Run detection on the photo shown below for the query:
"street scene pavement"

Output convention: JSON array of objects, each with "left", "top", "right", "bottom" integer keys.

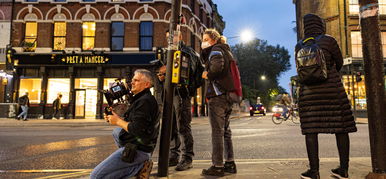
[{"left": 0, "top": 112, "right": 371, "bottom": 178}]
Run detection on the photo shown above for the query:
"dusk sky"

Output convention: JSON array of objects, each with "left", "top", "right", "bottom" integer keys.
[{"left": 212, "top": 0, "right": 297, "bottom": 92}]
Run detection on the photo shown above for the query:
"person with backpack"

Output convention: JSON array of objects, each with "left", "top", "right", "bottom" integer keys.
[
  {"left": 164, "top": 30, "right": 204, "bottom": 171},
  {"left": 200, "top": 28, "right": 237, "bottom": 177},
  {"left": 17, "top": 92, "right": 30, "bottom": 121},
  {"left": 295, "top": 14, "right": 357, "bottom": 179},
  {"left": 52, "top": 93, "right": 63, "bottom": 120}
]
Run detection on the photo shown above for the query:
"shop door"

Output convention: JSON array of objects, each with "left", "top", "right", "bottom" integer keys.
[{"left": 75, "top": 89, "right": 86, "bottom": 118}]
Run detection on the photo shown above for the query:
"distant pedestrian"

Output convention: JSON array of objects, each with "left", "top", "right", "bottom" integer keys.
[
  {"left": 200, "top": 28, "right": 237, "bottom": 177},
  {"left": 296, "top": 14, "right": 357, "bottom": 179},
  {"left": 52, "top": 94, "right": 63, "bottom": 120},
  {"left": 17, "top": 92, "right": 30, "bottom": 121}
]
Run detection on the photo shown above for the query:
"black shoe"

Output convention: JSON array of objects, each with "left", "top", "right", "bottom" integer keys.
[
  {"left": 15, "top": 117, "right": 20, "bottom": 120},
  {"left": 224, "top": 161, "right": 237, "bottom": 173},
  {"left": 23, "top": 119, "right": 28, "bottom": 121},
  {"left": 202, "top": 166, "right": 224, "bottom": 177},
  {"left": 175, "top": 159, "right": 193, "bottom": 171},
  {"left": 300, "top": 169, "right": 320, "bottom": 179},
  {"left": 168, "top": 157, "right": 179, "bottom": 167},
  {"left": 331, "top": 167, "right": 348, "bottom": 179}
]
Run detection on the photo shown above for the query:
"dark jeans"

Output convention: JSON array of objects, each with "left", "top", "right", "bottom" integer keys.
[
  {"left": 208, "top": 95, "right": 234, "bottom": 166},
  {"left": 305, "top": 133, "right": 350, "bottom": 171},
  {"left": 170, "top": 94, "right": 194, "bottom": 160},
  {"left": 52, "top": 109, "right": 61, "bottom": 119}
]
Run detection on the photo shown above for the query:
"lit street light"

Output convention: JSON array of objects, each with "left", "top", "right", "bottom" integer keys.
[
  {"left": 261, "top": 75, "right": 266, "bottom": 80},
  {"left": 228, "top": 29, "right": 254, "bottom": 43}
]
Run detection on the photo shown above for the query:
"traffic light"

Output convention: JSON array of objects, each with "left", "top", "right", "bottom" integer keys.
[{"left": 355, "top": 72, "right": 362, "bottom": 82}]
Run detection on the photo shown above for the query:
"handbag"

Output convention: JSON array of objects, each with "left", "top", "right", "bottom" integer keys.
[{"left": 121, "top": 143, "right": 137, "bottom": 163}]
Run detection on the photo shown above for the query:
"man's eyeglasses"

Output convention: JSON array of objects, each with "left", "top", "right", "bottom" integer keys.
[{"left": 157, "top": 73, "right": 166, "bottom": 77}]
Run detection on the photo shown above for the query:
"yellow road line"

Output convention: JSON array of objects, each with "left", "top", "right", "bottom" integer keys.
[{"left": 35, "top": 171, "right": 89, "bottom": 179}]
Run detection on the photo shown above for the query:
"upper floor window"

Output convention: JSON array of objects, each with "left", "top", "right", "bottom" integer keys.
[
  {"left": 190, "top": 32, "right": 195, "bottom": 49},
  {"left": 351, "top": 31, "right": 362, "bottom": 57},
  {"left": 53, "top": 22, "right": 66, "bottom": 51},
  {"left": 139, "top": 0, "right": 153, "bottom": 2},
  {"left": 24, "top": 22, "right": 37, "bottom": 51},
  {"left": 139, "top": 21, "right": 153, "bottom": 51},
  {"left": 82, "top": 22, "right": 95, "bottom": 51},
  {"left": 191, "top": 0, "right": 196, "bottom": 13},
  {"left": 111, "top": 22, "right": 124, "bottom": 51},
  {"left": 54, "top": 0, "right": 66, "bottom": 2},
  {"left": 349, "top": 0, "right": 359, "bottom": 14},
  {"left": 350, "top": 0, "right": 386, "bottom": 14},
  {"left": 83, "top": 0, "right": 95, "bottom": 2},
  {"left": 26, "top": 0, "right": 38, "bottom": 2}
]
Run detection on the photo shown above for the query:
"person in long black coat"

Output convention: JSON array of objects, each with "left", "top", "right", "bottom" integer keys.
[{"left": 295, "top": 14, "right": 357, "bottom": 179}]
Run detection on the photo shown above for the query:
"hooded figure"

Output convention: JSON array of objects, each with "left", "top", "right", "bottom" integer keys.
[{"left": 295, "top": 14, "right": 357, "bottom": 179}]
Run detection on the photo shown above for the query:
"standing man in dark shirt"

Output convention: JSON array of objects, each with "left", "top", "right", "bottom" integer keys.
[
  {"left": 52, "top": 93, "right": 63, "bottom": 120},
  {"left": 91, "top": 69, "right": 159, "bottom": 179},
  {"left": 164, "top": 30, "right": 203, "bottom": 171}
]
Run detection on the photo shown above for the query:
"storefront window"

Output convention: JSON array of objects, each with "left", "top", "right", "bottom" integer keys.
[
  {"left": 351, "top": 31, "right": 362, "bottom": 58},
  {"left": 342, "top": 75, "right": 367, "bottom": 110},
  {"left": 380, "top": 0, "right": 386, "bottom": 14},
  {"left": 19, "top": 78, "right": 41, "bottom": 103},
  {"left": 47, "top": 78, "right": 70, "bottom": 104},
  {"left": 82, "top": 22, "right": 95, "bottom": 51},
  {"left": 53, "top": 22, "right": 66, "bottom": 51},
  {"left": 24, "top": 22, "right": 37, "bottom": 50}
]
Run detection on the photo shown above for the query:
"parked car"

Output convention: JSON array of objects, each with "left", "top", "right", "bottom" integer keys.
[{"left": 249, "top": 103, "right": 266, "bottom": 116}]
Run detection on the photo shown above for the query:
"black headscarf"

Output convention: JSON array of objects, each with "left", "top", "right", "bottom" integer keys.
[{"left": 303, "top": 13, "right": 326, "bottom": 38}]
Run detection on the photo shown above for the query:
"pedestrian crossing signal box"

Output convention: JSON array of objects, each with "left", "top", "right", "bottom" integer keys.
[{"left": 172, "top": 51, "right": 189, "bottom": 85}]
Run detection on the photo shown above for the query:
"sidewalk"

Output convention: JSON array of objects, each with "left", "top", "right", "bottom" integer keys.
[{"left": 147, "top": 157, "right": 371, "bottom": 179}]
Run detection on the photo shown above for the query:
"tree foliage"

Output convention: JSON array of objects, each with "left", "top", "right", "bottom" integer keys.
[{"left": 231, "top": 39, "right": 291, "bottom": 106}]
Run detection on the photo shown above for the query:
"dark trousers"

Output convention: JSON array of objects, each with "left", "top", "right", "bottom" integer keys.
[
  {"left": 305, "top": 133, "right": 350, "bottom": 171},
  {"left": 53, "top": 109, "right": 61, "bottom": 119},
  {"left": 208, "top": 95, "right": 234, "bottom": 166},
  {"left": 170, "top": 95, "right": 194, "bottom": 161}
]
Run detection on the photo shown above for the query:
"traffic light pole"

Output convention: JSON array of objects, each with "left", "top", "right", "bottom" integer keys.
[
  {"left": 157, "top": 0, "right": 182, "bottom": 177},
  {"left": 358, "top": 0, "right": 386, "bottom": 178}
]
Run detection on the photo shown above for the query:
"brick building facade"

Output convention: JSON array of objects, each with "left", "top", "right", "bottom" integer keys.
[{"left": 6, "top": 0, "right": 224, "bottom": 119}]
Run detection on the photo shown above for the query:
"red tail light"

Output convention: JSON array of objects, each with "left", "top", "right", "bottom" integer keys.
[{"left": 261, "top": 107, "right": 265, "bottom": 109}]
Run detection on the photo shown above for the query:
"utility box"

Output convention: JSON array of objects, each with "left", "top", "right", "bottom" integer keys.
[{"left": 0, "top": 103, "right": 17, "bottom": 118}]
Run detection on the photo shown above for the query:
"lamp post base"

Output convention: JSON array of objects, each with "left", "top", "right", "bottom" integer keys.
[{"left": 366, "top": 172, "right": 386, "bottom": 179}]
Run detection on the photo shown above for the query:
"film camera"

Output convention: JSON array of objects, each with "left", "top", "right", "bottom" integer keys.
[{"left": 102, "top": 79, "right": 133, "bottom": 118}]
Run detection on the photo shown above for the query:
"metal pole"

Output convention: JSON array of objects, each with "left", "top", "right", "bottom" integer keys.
[
  {"left": 351, "top": 73, "right": 357, "bottom": 121},
  {"left": 358, "top": 0, "right": 386, "bottom": 178},
  {"left": 157, "top": 0, "right": 182, "bottom": 177}
]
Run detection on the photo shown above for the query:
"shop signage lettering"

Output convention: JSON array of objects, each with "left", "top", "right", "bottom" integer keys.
[{"left": 61, "top": 56, "right": 110, "bottom": 64}]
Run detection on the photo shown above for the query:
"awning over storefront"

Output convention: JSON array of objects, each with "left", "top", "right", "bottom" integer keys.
[{"left": 12, "top": 53, "right": 156, "bottom": 65}]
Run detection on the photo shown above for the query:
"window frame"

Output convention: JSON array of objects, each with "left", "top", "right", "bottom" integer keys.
[
  {"left": 24, "top": 21, "right": 37, "bottom": 50},
  {"left": 139, "top": 21, "right": 153, "bottom": 51},
  {"left": 82, "top": 21, "right": 96, "bottom": 51},
  {"left": 53, "top": 21, "right": 66, "bottom": 51},
  {"left": 110, "top": 21, "right": 125, "bottom": 51}
]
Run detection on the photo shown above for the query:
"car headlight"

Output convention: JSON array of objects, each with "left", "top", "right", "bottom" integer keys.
[{"left": 272, "top": 106, "right": 283, "bottom": 113}]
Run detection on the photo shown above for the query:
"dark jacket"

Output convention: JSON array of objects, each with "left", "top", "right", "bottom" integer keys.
[
  {"left": 202, "top": 43, "right": 235, "bottom": 98},
  {"left": 18, "top": 95, "right": 30, "bottom": 107},
  {"left": 53, "top": 98, "right": 62, "bottom": 110},
  {"left": 295, "top": 14, "right": 357, "bottom": 134},
  {"left": 119, "top": 88, "right": 160, "bottom": 153}
]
